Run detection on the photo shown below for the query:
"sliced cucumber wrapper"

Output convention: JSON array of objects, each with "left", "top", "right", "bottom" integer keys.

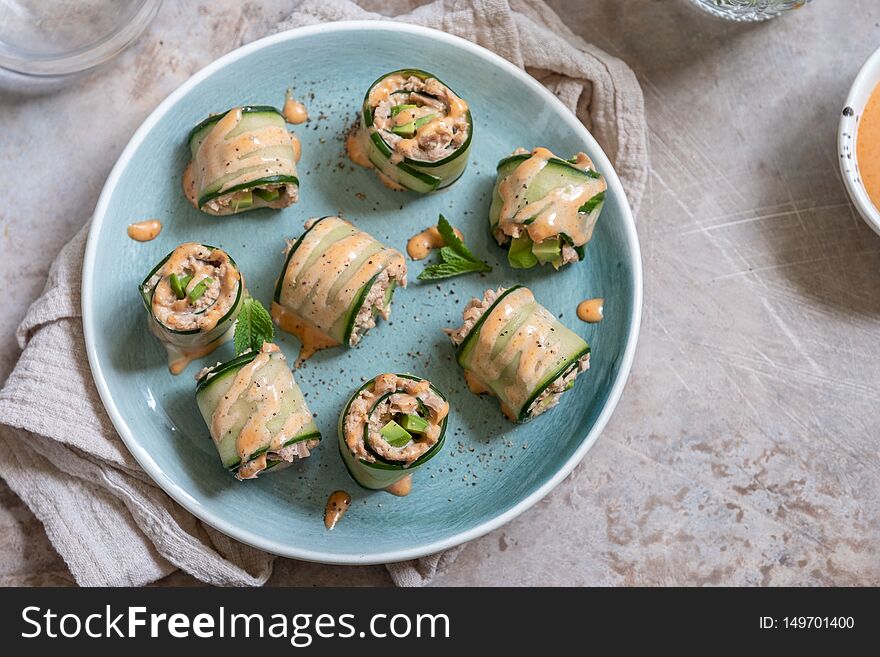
[
  {"left": 488, "top": 153, "right": 605, "bottom": 266},
  {"left": 195, "top": 350, "right": 258, "bottom": 394},
  {"left": 359, "top": 68, "right": 472, "bottom": 193},
  {"left": 195, "top": 349, "right": 321, "bottom": 471},
  {"left": 138, "top": 245, "right": 244, "bottom": 346},
  {"left": 341, "top": 272, "right": 386, "bottom": 345},
  {"left": 455, "top": 287, "right": 590, "bottom": 423},
  {"left": 337, "top": 374, "right": 448, "bottom": 489},
  {"left": 225, "top": 432, "right": 321, "bottom": 473},
  {"left": 272, "top": 216, "right": 333, "bottom": 303},
  {"left": 273, "top": 217, "right": 401, "bottom": 348},
  {"left": 187, "top": 106, "right": 299, "bottom": 211}
]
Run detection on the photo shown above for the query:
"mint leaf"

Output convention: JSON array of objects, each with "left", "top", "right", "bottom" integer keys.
[
  {"left": 418, "top": 248, "right": 490, "bottom": 280},
  {"left": 437, "top": 215, "right": 475, "bottom": 260},
  {"left": 234, "top": 297, "right": 275, "bottom": 355},
  {"left": 418, "top": 216, "right": 492, "bottom": 281}
]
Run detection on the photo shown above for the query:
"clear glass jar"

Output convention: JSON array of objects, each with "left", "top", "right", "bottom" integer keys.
[
  {"left": 688, "top": 0, "right": 811, "bottom": 21},
  {"left": 0, "top": 0, "right": 162, "bottom": 76}
]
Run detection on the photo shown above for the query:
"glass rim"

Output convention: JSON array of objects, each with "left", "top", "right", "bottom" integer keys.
[{"left": 0, "top": 0, "right": 163, "bottom": 77}]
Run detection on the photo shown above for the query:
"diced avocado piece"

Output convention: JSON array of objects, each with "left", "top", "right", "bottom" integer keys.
[
  {"left": 398, "top": 413, "right": 429, "bottom": 434},
  {"left": 232, "top": 190, "right": 253, "bottom": 212},
  {"left": 169, "top": 273, "right": 187, "bottom": 300},
  {"left": 254, "top": 187, "right": 280, "bottom": 202},
  {"left": 188, "top": 277, "right": 213, "bottom": 303},
  {"left": 391, "top": 104, "right": 417, "bottom": 117},
  {"left": 413, "top": 113, "right": 438, "bottom": 129},
  {"left": 380, "top": 420, "right": 412, "bottom": 448},
  {"left": 532, "top": 236, "right": 562, "bottom": 265},
  {"left": 392, "top": 121, "right": 416, "bottom": 137},
  {"left": 508, "top": 234, "right": 538, "bottom": 269}
]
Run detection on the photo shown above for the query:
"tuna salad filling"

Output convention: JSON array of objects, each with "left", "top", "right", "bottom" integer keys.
[
  {"left": 200, "top": 182, "right": 298, "bottom": 216},
  {"left": 369, "top": 74, "right": 469, "bottom": 163},
  {"left": 343, "top": 373, "right": 449, "bottom": 465},
  {"left": 349, "top": 268, "right": 403, "bottom": 347},
  {"left": 147, "top": 243, "right": 240, "bottom": 333},
  {"left": 525, "top": 352, "right": 591, "bottom": 419},
  {"left": 235, "top": 437, "right": 320, "bottom": 480},
  {"left": 444, "top": 287, "right": 501, "bottom": 346}
]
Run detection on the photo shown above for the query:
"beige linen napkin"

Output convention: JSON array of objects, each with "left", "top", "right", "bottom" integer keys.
[{"left": 0, "top": 0, "right": 646, "bottom": 587}]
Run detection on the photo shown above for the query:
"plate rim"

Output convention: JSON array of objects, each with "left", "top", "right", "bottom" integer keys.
[{"left": 82, "top": 19, "right": 644, "bottom": 565}]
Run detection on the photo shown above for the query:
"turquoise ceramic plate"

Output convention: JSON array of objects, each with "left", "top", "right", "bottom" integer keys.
[{"left": 82, "top": 21, "right": 642, "bottom": 564}]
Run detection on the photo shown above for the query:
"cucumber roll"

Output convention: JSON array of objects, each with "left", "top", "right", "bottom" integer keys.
[
  {"left": 348, "top": 69, "right": 472, "bottom": 193},
  {"left": 195, "top": 343, "right": 321, "bottom": 480},
  {"left": 446, "top": 286, "right": 591, "bottom": 423},
  {"left": 183, "top": 106, "right": 300, "bottom": 216},
  {"left": 271, "top": 216, "right": 407, "bottom": 363},
  {"left": 139, "top": 242, "right": 245, "bottom": 374},
  {"left": 338, "top": 373, "right": 449, "bottom": 490},
  {"left": 489, "top": 147, "right": 607, "bottom": 269}
]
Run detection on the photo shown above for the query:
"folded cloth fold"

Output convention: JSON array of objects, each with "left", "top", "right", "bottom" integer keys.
[{"left": 0, "top": 0, "right": 646, "bottom": 587}]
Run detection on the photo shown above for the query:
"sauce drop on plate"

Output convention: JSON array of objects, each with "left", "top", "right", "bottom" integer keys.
[
  {"left": 858, "top": 83, "right": 880, "bottom": 210},
  {"left": 346, "top": 128, "right": 374, "bottom": 169},
  {"left": 577, "top": 298, "right": 604, "bottom": 323},
  {"left": 127, "top": 219, "right": 163, "bottom": 242},
  {"left": 282, "top": 90, "right": 308, "bottom": 124},
  {"left": 270, "top": 302, "right": 339, "bottom": 366},
  {"left": 324, "top": 490, "right": 352, "bottom": 530},
  {"left": 166, "top": 341, "right": 222, "bottom": 375},
  {"left": 385, "top": 475, "right": 412, "bottom": 497},
  {"left": 406, "top": 225, "right": 464, "bottom": 260},
  {"left": 181, "top": 161, "right": 197, "bottom": 207},
  {"left": 290, "top": 132, "right": 302, "bottom": 162}
]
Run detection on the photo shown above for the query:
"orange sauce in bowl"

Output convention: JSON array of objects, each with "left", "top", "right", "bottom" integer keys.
[{"left": 857, "top": 84, "right": 880, "bottom": 209}]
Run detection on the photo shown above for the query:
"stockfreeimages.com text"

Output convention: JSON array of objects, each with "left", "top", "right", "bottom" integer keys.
[{"left": 21, "top": 606, "right": 450, "bottom": 646}]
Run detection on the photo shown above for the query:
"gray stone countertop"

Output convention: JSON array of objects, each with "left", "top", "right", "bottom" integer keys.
[{"left": 1, "top": 0, "right": 878, "bottom": 586}]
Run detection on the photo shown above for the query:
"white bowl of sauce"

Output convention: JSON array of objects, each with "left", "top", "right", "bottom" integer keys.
[{"left": 840, "top": 46, "right": 880, "bottom": 236}]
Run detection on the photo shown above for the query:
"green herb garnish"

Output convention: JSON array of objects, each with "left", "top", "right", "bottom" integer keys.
[
  {"left": 233, "top": 297, "right": 275, "bottom": 355},
  {"left": 417, "top": 215, "right": 492, "bottom": 281}
]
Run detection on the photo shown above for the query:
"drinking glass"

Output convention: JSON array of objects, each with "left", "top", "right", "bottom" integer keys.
[
  {"left": 0, "top": 0, "right": 162, "bottom": 76},
  {"left": 688, "top": 0, "right": 811, "bottom": 21}
]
